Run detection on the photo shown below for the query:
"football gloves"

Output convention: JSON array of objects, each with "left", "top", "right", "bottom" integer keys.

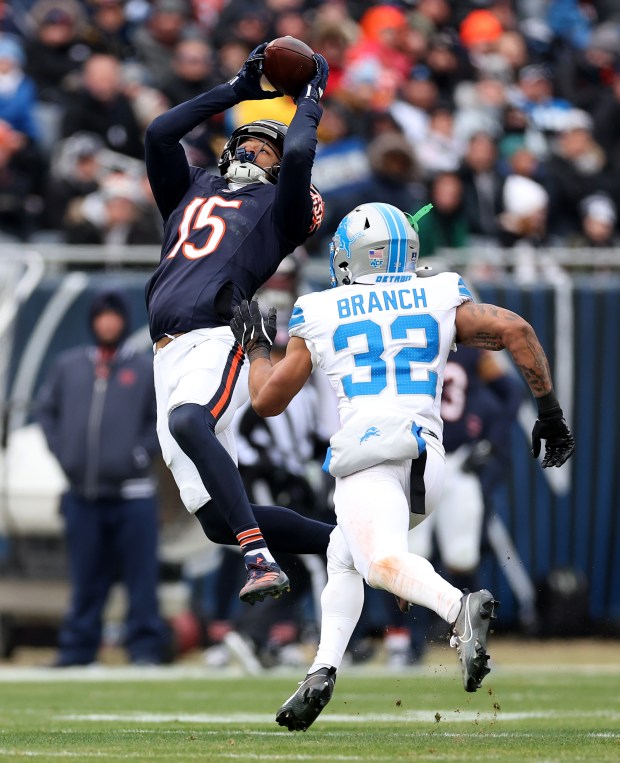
[
  {"left": 295, "top": 53, "right": 329, "bottom": 104},
  {"left": 531, "top": 407, "right": 575, "bottom": 468},
  {"left": 228, "top": 42, "right": 282, "bottom": 102},
  {"left": 462, "top": 439, "right": 495, "bottom": 476},
  {"left": 230, "top": 299, "right": 277, "bottom": 360}
]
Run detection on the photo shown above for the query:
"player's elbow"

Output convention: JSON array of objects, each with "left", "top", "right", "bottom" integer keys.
[{"left": 501, "top": 315, "right": 535, "bottom": 351}]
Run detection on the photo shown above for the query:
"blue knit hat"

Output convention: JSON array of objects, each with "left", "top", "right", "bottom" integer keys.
[{"left": 0, "top": 37, "right": 25, "bottom": 67}]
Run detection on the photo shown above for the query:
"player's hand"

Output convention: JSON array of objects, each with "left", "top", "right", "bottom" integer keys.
[
  {"left": 295, "top": 53, "right": 329, "bottom": 104},
  {"left": 462, "top": 439, "right": 494, "bottom": 475},
  {"left": 230, "top": 299, "right": 277, "bottom": 360},
  {"left": 228, "top": 42, "right": 282, "bottom": 101},
  {"left": 531, "top": 411, "right": 575, "bottom": 468}
]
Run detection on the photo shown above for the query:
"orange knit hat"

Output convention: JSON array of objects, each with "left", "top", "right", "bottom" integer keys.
[{"left": 460, "top": 10, "right": 503, "bottom": 48}]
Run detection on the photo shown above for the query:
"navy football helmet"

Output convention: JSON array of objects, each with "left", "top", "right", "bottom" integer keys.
[{"left": 218, "top": 120, "right": 288, "bottom": 185}]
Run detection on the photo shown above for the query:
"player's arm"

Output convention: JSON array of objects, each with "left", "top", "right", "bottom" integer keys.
[
  {"left": 456, "top": 302, "right": 552, "bottom": 396},
  {"left": 273, "top": 55, "right": 328, "bottom": 245},
  {"left": 145, "top": 44, "right": 280, "bottom": 221},
  {"left": 249, "top": 338, "right": 313, "bottom": 417},
  {"left": 230, "top": 300, "right": 312, "bottom": 416},
  {"left": 456, "top": 301, "right": 574, "bottom": 467}
]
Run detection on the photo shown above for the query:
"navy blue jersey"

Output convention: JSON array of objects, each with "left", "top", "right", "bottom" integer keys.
[
  {"left": 441, "top": 346, "right": 502, "bottom": 453},
  {"left": 144, "top": 83, "right": 322, "bottom": 341}
]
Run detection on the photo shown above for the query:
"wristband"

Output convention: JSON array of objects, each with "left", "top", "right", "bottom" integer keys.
[
  {"left": 248, "top": 344, "right": 272, "bottom": 363},
  {"left": 536, "top": 390, "right": 562, "bottom": 417}
]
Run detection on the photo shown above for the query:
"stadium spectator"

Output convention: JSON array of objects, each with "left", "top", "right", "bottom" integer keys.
[
  {"left": 63, "top": 171, "right": 163, "bottom": 246},
  {"left": 23, "top": 0, "right": 92, "bottom": 105},
  {"left": 43, "top": 131, "right": 104, "bottom": 230},
  {"left": 416, "top": 171, "right": 468, "bottom": 256},
  {"left": 499, "top": 173, "right": 549, "bottom": 248},
  {"left": 131, "top": 0, "right": 202, "bottom": 86},
  {"left": 0, "top": 118, "right": 45, "bottom": 241},
  {"left": 155, "top": 38, "right": 219, "bottom": 106},
  {"left": 0, "top": 36, "right": 39, "bottom": 143},
  {"left": 590, "top": 62, "right": 620, "bottom": 175},
  {"left": 546, "top": 108, "right": 618, "bottom": 238},
  {"left": 459, "top": 130, "right": 504, "bottom": 241},
  {"left": 575, "top": 193, "right": 619, "bottom": 248},
  {"left": 416, "top": 103, "right": 464, "bottom": 178},
  {"left": 60, "top": 53, "right": 144, "bottom": 158},
  {"left": 83, "top": 0, "right": 137, "bottom": 61},
  {"left": 35, "top": 289, "right": 168, "bottom": 667},
  {"left": 555, "top": 21, "right": 620, "bottom": 113}
]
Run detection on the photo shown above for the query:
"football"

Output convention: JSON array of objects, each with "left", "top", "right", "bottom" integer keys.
[{"left": 262, "top": 36, "right": 316, "bottom": 99}]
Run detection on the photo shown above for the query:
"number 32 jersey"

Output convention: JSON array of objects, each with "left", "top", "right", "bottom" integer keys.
[{"left": 289, "top": 272, "right": 473, "bottom": 441}]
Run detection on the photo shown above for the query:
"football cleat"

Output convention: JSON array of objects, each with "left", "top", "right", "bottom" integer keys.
[
  {"left": 239, "top": 555, "right": 290, "bottom": 605},
  {"left": 449, "top": 589, "right": 499, "bottom": 692},
  {"left": 276, "top": 666, "right": 337, "bottom": 731}
]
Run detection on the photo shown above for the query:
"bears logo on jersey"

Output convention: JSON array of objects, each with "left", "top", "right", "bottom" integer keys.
[{"left": 307, "top": 184, "right": 324, "bottom": 236}]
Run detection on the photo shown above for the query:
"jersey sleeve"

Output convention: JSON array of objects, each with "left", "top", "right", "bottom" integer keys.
[
  {"left": 273, "top": 99, "right": 323, "bottom": 247},
  {"left": 144, "top": 83, "right": 239, "bottom": 222},
  {"left": 288, "top": 294, "right": 322, "bottom": 370},
  {"left": 432, "top": 272, "right": 474, "bottom": 310}
]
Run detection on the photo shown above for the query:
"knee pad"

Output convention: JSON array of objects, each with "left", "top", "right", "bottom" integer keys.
[{"left": 326, "top": 527, "right": 355, "bottom": 576}]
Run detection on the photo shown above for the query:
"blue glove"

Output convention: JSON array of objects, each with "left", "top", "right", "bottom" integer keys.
[
  {"left": 228, "top": 42, "right": 282, "bottom": 102},
  {"left": 295, "top": 53, "right": 329, "bottom": 104}
]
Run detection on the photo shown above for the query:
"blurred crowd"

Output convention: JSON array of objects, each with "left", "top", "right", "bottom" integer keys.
[{"left": 0, "top": 0, "right": 619, "bottom": 259}]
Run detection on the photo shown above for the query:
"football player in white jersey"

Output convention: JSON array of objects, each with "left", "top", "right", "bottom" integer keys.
[{"left": 230, "top": 202, "right": 575, "bottom": 731}]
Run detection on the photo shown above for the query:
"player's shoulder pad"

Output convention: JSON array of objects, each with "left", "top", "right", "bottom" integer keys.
[
  {"left": 431, "top": 271, "right": 474, "bottom": 301},
  {"left": 288, "top": 290, "right": 324, "bottom": 336}
]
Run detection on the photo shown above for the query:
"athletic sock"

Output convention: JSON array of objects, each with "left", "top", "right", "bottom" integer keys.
[{"left": 237, "top": 527, "right": 276, "bottom": 565}]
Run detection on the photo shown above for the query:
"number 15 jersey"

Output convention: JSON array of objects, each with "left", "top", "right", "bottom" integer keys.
[{"left": 288, "top": 272, "right": 473, "bottom": 441}]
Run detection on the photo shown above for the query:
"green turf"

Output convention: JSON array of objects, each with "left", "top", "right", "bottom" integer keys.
[{"left": 0, "top": 665, "right": 618, "bottom": 762}]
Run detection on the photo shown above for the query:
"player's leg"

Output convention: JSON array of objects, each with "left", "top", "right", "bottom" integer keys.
[
  {"left": 276, "top": 526, "right": 362, "bottom": 731},
  {"left": 338, "top": 451, "right": 498, "bottom": 692},
  {"left": 195, "top": 501, "right": 334, "bottom": 554},
  {"left": 155, "top": 330, "right": 289, "bottom": 604}
]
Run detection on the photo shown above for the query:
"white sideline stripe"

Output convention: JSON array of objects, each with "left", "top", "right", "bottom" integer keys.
[{"left": 56, "top": 710, "right": 620, "bottom": 724}]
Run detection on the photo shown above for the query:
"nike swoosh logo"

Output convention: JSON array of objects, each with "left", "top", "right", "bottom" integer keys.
[{"left": 456, "top": 593, "right": 474, "bottom": 644}]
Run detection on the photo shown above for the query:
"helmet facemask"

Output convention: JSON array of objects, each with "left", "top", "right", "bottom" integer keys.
[{"left": 218, "top": 120, "right": 287, "bottom": 186}]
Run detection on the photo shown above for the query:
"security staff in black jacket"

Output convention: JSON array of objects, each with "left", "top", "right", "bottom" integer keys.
[{"left": 36, "top": 290, "right": 167, "bottom": 666}]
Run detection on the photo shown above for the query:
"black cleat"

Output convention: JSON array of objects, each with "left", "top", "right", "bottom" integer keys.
[
  {"left": 239, "top": 556, "right": 290, "bottom": 605},
  {"left": 449, "top": 589, "right": 499, "bottom": 692},
  {"left": 276, "top": 667, "right": 337, "bottom": 731}
]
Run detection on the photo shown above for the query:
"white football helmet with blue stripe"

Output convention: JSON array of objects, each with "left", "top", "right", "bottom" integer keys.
[{"left": 329, "top": 203, "right": 421, "bottom": 287}]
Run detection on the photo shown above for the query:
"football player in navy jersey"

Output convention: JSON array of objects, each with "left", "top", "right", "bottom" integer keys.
[{"left": 144, "top": 43, "right": 333, "bottom": 605}]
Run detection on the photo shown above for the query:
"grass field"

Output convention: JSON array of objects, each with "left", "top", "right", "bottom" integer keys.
[{"left": 1, "top": 642, "right": 619, "bottom": 763}]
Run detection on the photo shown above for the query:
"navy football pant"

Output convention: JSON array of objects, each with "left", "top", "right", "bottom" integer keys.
[
  {"left": 169, "top": 403, "right": 335, "bottom": 553},
  {"left": 194, "top": 501, "right": 334, "bottom": 554},
  {"left": 57, "top": 491, "right": 166, "bottom": 665}
]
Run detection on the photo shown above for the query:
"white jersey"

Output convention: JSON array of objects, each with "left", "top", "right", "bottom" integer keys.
[{"left": 289, "top": 272, "right": 472, "bottom": 442}]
